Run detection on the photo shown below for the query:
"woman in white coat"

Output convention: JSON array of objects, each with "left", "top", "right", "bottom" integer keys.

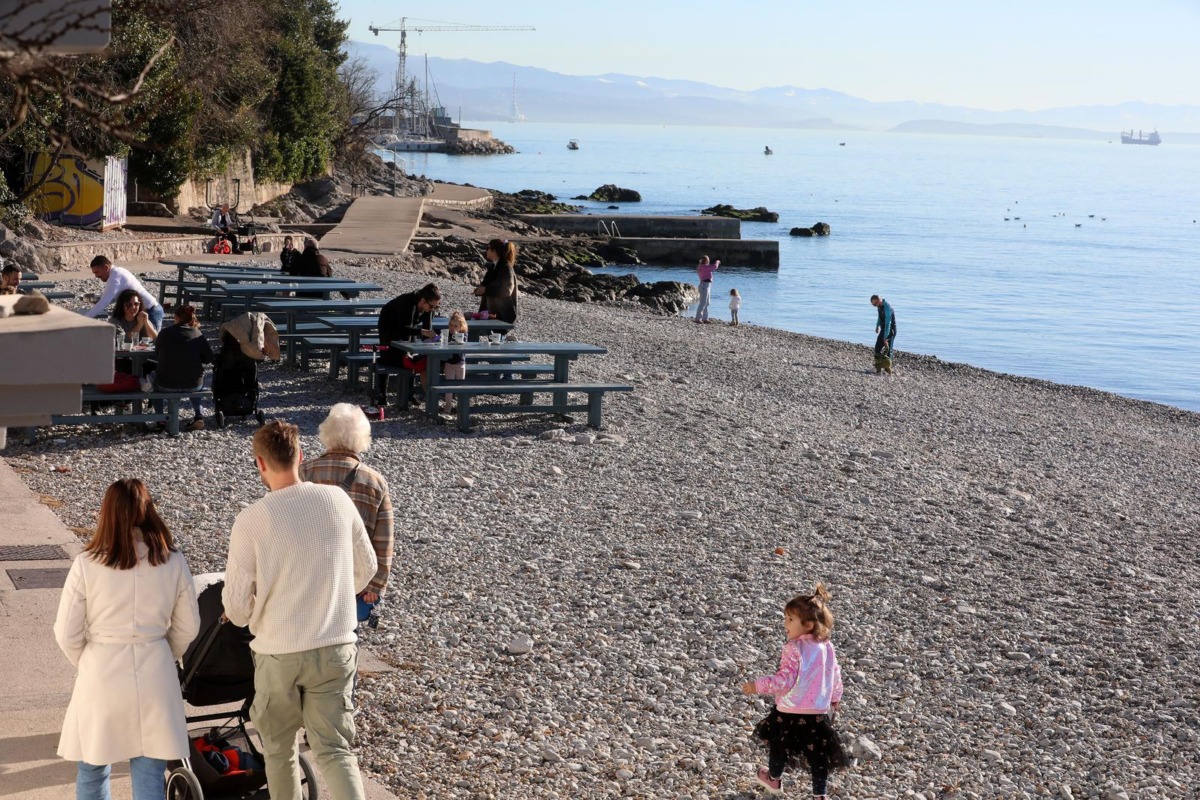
[{"left": 54, "top": 479, "right": 201, "bottom": 800}]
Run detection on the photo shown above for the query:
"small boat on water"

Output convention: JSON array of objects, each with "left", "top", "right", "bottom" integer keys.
[
  {"left": 567, "top": 139, "right": 579, "bottom": 150},
  {"left": 1121, "top": 129, "right": 1161, "bottom": 146}
]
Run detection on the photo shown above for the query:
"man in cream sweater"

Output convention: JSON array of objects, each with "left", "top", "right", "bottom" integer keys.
[{"left": 224, "top": 420, "right": 377, "bottom": 800}]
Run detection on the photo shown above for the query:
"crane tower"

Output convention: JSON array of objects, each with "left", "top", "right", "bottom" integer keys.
[{"left": 369, "top": 17, "right": 535, "bottom": 136}]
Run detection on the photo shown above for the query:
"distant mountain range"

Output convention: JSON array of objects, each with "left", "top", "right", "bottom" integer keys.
[{"left": 345, "top": 40, "right": 1200, "bottom": 141}]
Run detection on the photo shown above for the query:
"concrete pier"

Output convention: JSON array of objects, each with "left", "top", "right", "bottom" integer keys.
[
  {"left": 517, "top": 214, "right": 741, "bottom": 239},
  {"left": 615, "top": 237, "right": 779, "bottom": 269}
]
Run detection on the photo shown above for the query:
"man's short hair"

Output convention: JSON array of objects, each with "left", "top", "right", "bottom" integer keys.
[
  {"left": 870, "top": 294, "right": 881, "bottom": 303},
  {"left": 253, "top": 420, "right": 300, "bottom": 469},
  {"left": 1, "top": 264, "right": 18, "bottom": 277},
  {"left": 90, "top": 255, "right": 111, "bottom": 270}
]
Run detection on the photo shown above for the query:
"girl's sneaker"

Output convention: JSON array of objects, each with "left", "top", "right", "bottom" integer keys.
[{"left": 756, "top": 767, "right": 781, "bottom": 795}]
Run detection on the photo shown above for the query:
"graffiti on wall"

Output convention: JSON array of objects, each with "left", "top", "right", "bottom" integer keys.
[{"left": 25, "top": 153, "right": 127, "bottom": 230}]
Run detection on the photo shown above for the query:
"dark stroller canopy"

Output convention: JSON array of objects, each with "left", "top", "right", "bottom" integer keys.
[{"left": 180, "top": 579, "right": 257, "bottom": 707}]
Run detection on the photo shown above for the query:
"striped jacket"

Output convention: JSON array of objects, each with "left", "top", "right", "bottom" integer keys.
[{"left": 299, "top": 451, "right": 394, "bottom": 596}]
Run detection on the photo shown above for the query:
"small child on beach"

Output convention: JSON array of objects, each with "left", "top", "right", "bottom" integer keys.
[
  {"left": 741, "top": 584, "right": 849, "bottom": 798},
  {"left": 729, "top": 288, "right": 742, "bottom": 326},
  {"left": 441, "top": 311, "right": 468, "bottom": 414}
]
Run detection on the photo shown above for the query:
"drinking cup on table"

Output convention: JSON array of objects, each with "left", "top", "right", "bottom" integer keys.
[{"left": 490, "top": 332, "right": 502, "bottom": 344}]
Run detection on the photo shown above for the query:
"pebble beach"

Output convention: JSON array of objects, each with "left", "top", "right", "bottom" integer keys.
[{"left": 7, "top": 260, "right": 1200, "bottom": 800}]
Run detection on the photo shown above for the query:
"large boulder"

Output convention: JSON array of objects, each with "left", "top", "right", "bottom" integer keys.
[
  {"left": 575, "top": 184, "right": 642, "bottom": 203},
  {"left": 625, "top": 280, "right": 697, "bottom": 314},
  {"left": 702, "top": 204, "right": 779, "bottom": 222},
  {"left": 790, "top": 221, "right": 831, "bottom": 237},
  {"left": 790, "top": 227, "right": 815, "bottom": 237}
]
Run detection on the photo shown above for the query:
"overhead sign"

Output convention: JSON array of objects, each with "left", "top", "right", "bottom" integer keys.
[{"left": 0, "top": 0, "right": 111, "bottom": 56}]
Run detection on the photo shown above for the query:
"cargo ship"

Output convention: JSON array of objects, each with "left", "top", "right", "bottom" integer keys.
[{"left": 1121, "top": 129, "right": 1161, "bottom": 146}]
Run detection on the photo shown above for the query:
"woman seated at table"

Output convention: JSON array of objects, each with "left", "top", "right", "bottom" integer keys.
[
  {"left": 150, "top": 305, "right": 213, "bottom": 431},
  {"left": 376, "top": 283, "right": 441, "bottom": 404},
  {"left": 108, "top": 289, "right": 159, "bottom": 344}
]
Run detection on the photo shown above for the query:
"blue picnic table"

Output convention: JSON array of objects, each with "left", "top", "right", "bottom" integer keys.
[
  {"left": 254, "top": 298, "right": 387, "bottom": 366},
  {"left": 214, "top": 281, "right": 382, "bottom": 318},
  {"left": 391, "top": 340, "right": 607, "bottom": 417}
]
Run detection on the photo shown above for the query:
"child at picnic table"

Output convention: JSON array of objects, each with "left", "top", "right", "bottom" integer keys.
[
  {"left": 441, "top": 311, "right": 469, "bottom": 415},
  {"left": 741, "top": 583, "right": 849, "bottom": 798}
]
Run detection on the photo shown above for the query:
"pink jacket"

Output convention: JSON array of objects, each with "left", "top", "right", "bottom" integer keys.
[
  {"left": 697, "top": 260, "right": 719, "bottom": 282},
  {"left": 753, "top": 634, "right": 844, "bottom": 714}
]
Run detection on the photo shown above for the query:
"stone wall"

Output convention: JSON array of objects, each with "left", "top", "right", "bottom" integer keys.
[
  {"left": 33, "top": 232, "right": 304, "bottom": 271},
  {"left": 131, "top": 149, "right": 293, "bottom": 215}
]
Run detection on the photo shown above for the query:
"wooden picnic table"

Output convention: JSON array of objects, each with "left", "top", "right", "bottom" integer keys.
[
  {"left": 391, "top": 340, "right": 607, "bottom": 416},
  {"left": 254, "top": 298, "right": 387, "bottom": 366}
]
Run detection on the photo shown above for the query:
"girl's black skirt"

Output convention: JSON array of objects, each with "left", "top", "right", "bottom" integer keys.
[{"left": 754, "top": 706, "right": 849, "bottom": 775}]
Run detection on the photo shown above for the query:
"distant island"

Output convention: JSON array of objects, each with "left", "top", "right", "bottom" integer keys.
[{"left": 346, "top": 42, "right": 1200, "bottom": 141}]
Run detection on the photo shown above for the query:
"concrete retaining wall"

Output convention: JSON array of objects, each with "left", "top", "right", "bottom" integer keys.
[
  {"left": 131, "top": 149, "right": 293, "bottom": 215},
  {"left": 616, "top": 237, "right": 779, "bottom": 269},
  {"left": 518, "top": 214, "right": 740, "bottom": 239},
  {"left": 33, "top": 232, "right": 305, "bottom": 271}
]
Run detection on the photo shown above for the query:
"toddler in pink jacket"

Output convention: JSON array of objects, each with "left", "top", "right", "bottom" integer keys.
[{"left": 741, "top": 584, "right": 849, "bottom": 798}]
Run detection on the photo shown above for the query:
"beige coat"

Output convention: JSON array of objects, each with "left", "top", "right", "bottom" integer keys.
[
  {"left": 219, "top": 311, "right": 281, "bottom": 362},
  {"left": 54, "top": 541, "right": 201, "bottom": 764}
]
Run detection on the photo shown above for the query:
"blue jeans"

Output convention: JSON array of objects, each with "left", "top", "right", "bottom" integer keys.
[
  {"left": 77, "top": 757, "right": 167, "bottom": 800},
  {"left": 694, "top": 280, "right": 713, "bottom": 321},
  {"left": 146, "top": 303, "right": 164, "bottom": 332},
  {"left": 152, "top": 380, "right": 205, "bottom": 418}
]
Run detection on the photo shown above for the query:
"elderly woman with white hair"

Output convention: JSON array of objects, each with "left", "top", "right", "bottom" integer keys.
[{"left": 300, "top": 404, "right": 394, "bottom": 622}]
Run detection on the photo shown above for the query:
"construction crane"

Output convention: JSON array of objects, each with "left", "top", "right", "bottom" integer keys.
[{"left": 369, "top": 17, "right": 535, "bottom": 135}]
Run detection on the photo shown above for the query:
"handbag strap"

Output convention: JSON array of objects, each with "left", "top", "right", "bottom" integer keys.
[{"left": 339, "top": 462, "right": 361, "bottom": 492}]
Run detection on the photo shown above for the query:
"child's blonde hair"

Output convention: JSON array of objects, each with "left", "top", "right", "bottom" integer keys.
[
  {"left": 784, "top": 583, "right": 834, "bottom": 641},
  {"left": 448, "top": 310, "right": 468, "bottom": 333}
]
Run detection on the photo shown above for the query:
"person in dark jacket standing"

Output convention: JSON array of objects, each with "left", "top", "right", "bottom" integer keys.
[
  {"left": 376, "top": 283, "right": 441, "bottom": 404},
  {"left": 870, "top": 295, "right": 897, "bottom": 375},
  {"left": 152, "top": 305, "right": 213, "bottom": 430},
  {"left": 473, "top": 239, "right": 518, "bottom": 324}
]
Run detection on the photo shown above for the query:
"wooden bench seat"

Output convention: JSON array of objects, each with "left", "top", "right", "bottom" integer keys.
[
  {"left": 26, "top": 387, "right": 213, "bottom": 442},
  {"left": 443, "top": 382, "right": 633, "bottom": 432}
]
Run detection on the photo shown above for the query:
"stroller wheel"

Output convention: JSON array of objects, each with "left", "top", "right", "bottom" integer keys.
[
  {"left": 213, "top": 410, "right": 225, "bottom": 429},
  {"left": 299, "top": 753, "right": 319, "bottom": 800},
  {"left": 256, "top": 410, "right": 266, "bottom": 425},
  {"left": 165, "top": 766, "right": 204, "bottom": 800}
]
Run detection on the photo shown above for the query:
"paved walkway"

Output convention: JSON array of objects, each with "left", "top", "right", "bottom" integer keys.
[
  {"left": 0, "top": 458, "right": 398, "bottom": 800},
  {"left": 320, "top": 184, "right": 492, "bottom": 256}
]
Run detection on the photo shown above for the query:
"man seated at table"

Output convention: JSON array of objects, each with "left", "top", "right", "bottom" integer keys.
[
  {"left": 84, "top": 255, "right": 165, "bottom": 330},
  {"left": 376, "top": 283, "right": 441, "bottom": 405},
  {"left": 0, "top": 263, "right": 23, "bottom": 294},
  {"left": 211, "top": 203, "right": 239, "bottom": 253}
]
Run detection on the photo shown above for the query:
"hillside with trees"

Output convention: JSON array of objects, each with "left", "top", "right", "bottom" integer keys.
[{"left": 0, "top": 0, "right": 368, "bottom": 218}]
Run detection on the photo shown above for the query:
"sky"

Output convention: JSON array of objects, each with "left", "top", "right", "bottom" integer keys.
[{"left": 335, "top": 0, "right": 1200, "bottom": 112}]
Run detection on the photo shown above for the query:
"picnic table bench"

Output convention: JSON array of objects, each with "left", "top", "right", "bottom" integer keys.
[
  {"left": 26, "top": 387, "right": 213, "bottom": 442},
  {"left": 445, "top": 382, "right": 634, "bottom": 432},
  {"left": 390, "top": 341, "right": 630, "bottom": 429}
]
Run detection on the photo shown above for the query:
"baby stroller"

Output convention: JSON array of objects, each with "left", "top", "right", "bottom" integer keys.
[
  {"left": 168, "top": 574, "right": 319, "bottom": 799},
  {"left": 237, "top": 221, "right": 260, "bottom": 255},
  {"left": 211, "top": 332, "right": 266, "bottom": 428},
  {"left": 213, "top": 312, "right": 279, "bottom": 428}
]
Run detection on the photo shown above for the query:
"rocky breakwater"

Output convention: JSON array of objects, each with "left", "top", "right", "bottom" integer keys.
[
  {"left": 410, "top": 236, "right": 696, "bottom": 314},
  {"left": 452, "top": 138, "right": 516, "bottom": 155},
  {"left": 702, "top": 204, "right": 780, "bottom": 223}
]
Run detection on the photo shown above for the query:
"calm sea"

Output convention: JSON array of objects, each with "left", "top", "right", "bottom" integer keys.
[{"left": 386, "top": 122, "right": 1200, "bottom": 411}]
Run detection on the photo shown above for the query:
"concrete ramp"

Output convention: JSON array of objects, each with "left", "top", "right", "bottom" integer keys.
[{"left": 319, "top": 196, "right": 425, "bottom": 255}]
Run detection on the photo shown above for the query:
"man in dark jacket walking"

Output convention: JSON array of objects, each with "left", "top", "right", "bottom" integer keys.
[{"left": 870, "top": 294, "right": 897, "bottom": 375}]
